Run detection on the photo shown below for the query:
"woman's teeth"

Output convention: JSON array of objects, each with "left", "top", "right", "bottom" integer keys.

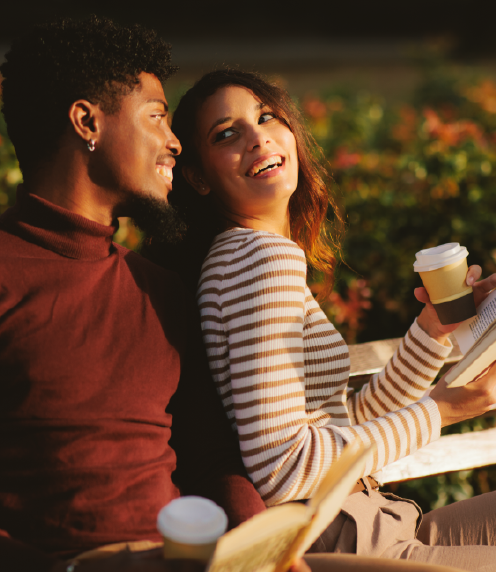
[
  {"left": 249, "top": 156, "right": 283, "bottom": 177},
  {"left": 156, "top": 165, "right": 173, "bottom": 181}
]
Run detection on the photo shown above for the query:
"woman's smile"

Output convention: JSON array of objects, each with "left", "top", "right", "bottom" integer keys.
[{"left": 246, "top": 154, "right": 284, "bottom": 178}]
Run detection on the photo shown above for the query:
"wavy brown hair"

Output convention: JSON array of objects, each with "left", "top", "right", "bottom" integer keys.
[{"left": 144, "top": 69, "right": 344, "bottom": 300}]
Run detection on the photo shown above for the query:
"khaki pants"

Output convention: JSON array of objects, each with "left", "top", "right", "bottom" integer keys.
[
  {"left": 389, "top": 491, "right": 496, "bottom": 571},
  {"left": 309, "top": 488, "right": 496, "bottom": 572},
  {"left": 304, "top": 554, "right": 467, "bottom": 572}
]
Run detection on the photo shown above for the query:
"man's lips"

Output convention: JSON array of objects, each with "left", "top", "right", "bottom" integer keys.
[{"left": 246, "top": 155, "right": 284, "bottom": 177}]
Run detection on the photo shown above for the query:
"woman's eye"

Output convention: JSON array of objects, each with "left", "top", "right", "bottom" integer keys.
[
  {"left": 214, "top": 128, "right": 235, "bottom": 142},
  {"left": 259, "top": 112, "right": 275, "bottom": 124},
  {"left": 152, "top": 114, "right": 166, "bottom": 121}
]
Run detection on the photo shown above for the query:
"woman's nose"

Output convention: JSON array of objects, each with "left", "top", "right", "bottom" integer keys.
[{"left": 247, "top": 125, "right": 269, "bottom": 151}]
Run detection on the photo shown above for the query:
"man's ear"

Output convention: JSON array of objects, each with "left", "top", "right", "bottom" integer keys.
[
  {"left": 68, "top": 100, "right": 102, "bottom": 148},
  {"left": 183, "top": 166, "right": 211, "bottom": 196}
]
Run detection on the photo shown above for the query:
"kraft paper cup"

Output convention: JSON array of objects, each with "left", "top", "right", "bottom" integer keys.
[
  {"left": 157, "top": 496, "right": 228, "bottom": 562},
  {"left": 414, "top": 243, "right": 476, "bottom": 325}
]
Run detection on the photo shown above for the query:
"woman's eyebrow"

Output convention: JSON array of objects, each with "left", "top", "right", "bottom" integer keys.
[
  {"left": 208, "top": 117, "right": 231, "bottom": 137},
  {"left": 207, "top": 103, "right": 267, "bottom": 136}
]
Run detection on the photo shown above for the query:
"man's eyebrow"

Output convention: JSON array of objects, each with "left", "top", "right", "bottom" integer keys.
[{"left": 146, "top": 99, "right": 168, "bottom": 112}]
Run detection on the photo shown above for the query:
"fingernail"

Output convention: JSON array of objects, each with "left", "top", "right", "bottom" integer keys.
[{"left": 467, "top": 276, "right": 474, "bottom": 286}]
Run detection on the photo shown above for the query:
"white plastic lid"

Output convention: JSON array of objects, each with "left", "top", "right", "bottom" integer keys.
[
  {"left": 413, "top": 243, "right": 469, "bottom": 272},
  {"left": 157, "top": 496, "right": 228, "bottom": 544}
]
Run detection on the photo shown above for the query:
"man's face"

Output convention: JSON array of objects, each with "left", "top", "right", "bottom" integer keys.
[{"left": 95, "top": 72, "right": 181, "bottom": 207}]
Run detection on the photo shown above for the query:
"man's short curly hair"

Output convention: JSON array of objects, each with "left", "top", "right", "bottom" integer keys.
[{"left": 0, "top": 15, "right": 177, "bottom": 178}]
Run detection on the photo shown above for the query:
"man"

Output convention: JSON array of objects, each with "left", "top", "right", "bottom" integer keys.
[{"left": 0, "top": 16, "right": 266, "bottom": 572}]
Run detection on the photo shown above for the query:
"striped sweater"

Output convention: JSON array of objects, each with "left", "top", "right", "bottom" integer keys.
[{"left": 197, "top": 229, "right": 452, "bottom": 507}]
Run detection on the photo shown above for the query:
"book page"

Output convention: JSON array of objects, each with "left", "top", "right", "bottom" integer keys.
[
  {"left": 453, "top": 289, "right": 496, "bottom": 355},
  {"left": 207, "top": 504, "right": 308, "bottom": 572},
  {"left": 295, "top": 443, "right": 374, "bottom": 556},
  {"left": 206, "top": 443, "right": 373, "bottom": 572},
  {"left": 445, "top": 307, "right": 496, "bottom": 387}
]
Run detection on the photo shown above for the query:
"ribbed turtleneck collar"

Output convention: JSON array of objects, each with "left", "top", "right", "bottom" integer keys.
[{"left": 2, "top": 186, "right": 118, "bottom": 261}]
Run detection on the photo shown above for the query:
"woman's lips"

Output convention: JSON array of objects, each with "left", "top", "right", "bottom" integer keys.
[{"left": 247, "top": 155, "right": 284, "bottom": 177}]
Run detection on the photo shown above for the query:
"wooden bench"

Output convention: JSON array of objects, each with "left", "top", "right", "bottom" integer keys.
[{"left": 348, "top": 335, "right": 496, "bottom": 483}]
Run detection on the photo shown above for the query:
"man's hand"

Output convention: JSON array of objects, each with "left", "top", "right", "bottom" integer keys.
[{"left": 51, "top": 550, "right": 205, "bottom": 572}]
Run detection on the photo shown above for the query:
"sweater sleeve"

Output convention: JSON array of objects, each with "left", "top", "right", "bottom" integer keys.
[
  {"left": 198, "top": 232, "right": 443, "bottom": 507},
  {"left": 348, "top": 319, "right": 452, "bottom": 424}
]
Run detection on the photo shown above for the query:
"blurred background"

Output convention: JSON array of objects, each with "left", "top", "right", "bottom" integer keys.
[{"left": 2, "top": 0, "right": 496, "bottom": 513}]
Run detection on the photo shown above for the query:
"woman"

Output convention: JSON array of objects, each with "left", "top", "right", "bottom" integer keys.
[{"left": 149, "top": 69, "right": 496, "bottom": 570}]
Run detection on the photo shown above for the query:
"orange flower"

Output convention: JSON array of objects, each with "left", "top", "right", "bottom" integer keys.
[
  {"left": 333, "top": 147, "right": 362, "bottom": 170},
  {"left": 303, "top": 95, "right": 328, "bottom": 120},
  {"left": 422, "top": 108, "right": 484, "bottom": 147},
  {"left": 465, "top": 80, "right": 496, "bottom": 114},
  {"left": 430, "top": 178, "right": 459, "bottom": 199}
]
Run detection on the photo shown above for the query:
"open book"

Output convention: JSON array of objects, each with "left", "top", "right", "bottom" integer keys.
[
  {"left": 207, "top": 442, "right": 374, "bottom": 572},
  {"left": 446, "top": 315, "right": 496, "bottom": 388}
]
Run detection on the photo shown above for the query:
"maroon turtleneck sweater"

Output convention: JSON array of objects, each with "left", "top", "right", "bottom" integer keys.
[{"left": 0, "top": 188, "right": 265, "bottom": 571}]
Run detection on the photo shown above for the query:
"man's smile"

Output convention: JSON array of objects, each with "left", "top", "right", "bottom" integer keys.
[{"left": 156, "top": 164, "right": 173, "bottom": 182}]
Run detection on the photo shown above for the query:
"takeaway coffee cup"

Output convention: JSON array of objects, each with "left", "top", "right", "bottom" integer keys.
[
  {"left": 413, "top": 243, "right": 477, "bottom": 325},
  {"left": 157, "top": 496, "right": 228, "bottom": 562}
]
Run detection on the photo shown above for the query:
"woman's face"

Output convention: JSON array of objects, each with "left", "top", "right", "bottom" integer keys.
[{"left": 194, "top": 86, "right": 299, "bottom": 221}]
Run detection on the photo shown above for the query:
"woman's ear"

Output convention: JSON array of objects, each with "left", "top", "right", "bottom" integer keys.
[{"left": 183, "top": 166, "right": 211, "bottom": 196}]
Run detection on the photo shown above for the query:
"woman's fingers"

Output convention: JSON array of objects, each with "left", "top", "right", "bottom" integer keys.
[
  {"left": 414, "top": 286, "right": 430, "bottom": 304},
  {"left": 465, "top": 264, "right": 482, "bottom": 286},
  {"left": 473, "top": 273, "right": 496, "bottom": 307}
]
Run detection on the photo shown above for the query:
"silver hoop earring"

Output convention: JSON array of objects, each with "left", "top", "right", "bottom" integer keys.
[{"left": 87, "top": 139, "right": 96, "bottom": 152}]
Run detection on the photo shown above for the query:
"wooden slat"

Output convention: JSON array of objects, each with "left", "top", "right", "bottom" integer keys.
[
  {"left": 349, "top": 333, "right": 463, "bottom": 378},
  {"left": 377, "top": 427, "right": 496, "bottom": 484},
  {"left": 347, "top": 335, "right": 494, "bottom": 483}
]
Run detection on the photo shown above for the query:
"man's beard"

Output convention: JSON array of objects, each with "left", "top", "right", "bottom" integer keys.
[{"left": 125, "top": 193, "right": 186, "bottom": 245}]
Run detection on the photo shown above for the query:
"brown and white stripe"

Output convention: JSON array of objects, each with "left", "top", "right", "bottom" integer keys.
[{"left": 197, "top": 229, "right": 452, "bottom": 506}]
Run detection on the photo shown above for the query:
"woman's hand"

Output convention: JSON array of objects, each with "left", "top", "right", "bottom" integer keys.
[
  {"left": 415, "top": 265, "right": 496, "bottom": 345},
  {"left": 430, "top": 361, "right": 496, "bottom": 427}
]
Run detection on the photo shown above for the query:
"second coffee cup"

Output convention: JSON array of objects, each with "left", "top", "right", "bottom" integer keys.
[
  {"left": 413, "top": 243, "right": 477, "bottom": 325},
  {"left": 157, "top": 496, "right": 228, "bottom": 563}
]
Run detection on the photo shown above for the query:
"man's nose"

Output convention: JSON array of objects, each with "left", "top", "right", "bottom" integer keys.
[{"left": 165, "top": 124, "right": 182, "bottom": 156}]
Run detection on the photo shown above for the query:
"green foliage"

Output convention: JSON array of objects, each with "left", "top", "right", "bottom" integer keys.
[
  {"left": 302, "top": 59, "right": 496, "bottom": 511},
  {"left": 304, "top": 62, "right": 496, "bottom": 344}
]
